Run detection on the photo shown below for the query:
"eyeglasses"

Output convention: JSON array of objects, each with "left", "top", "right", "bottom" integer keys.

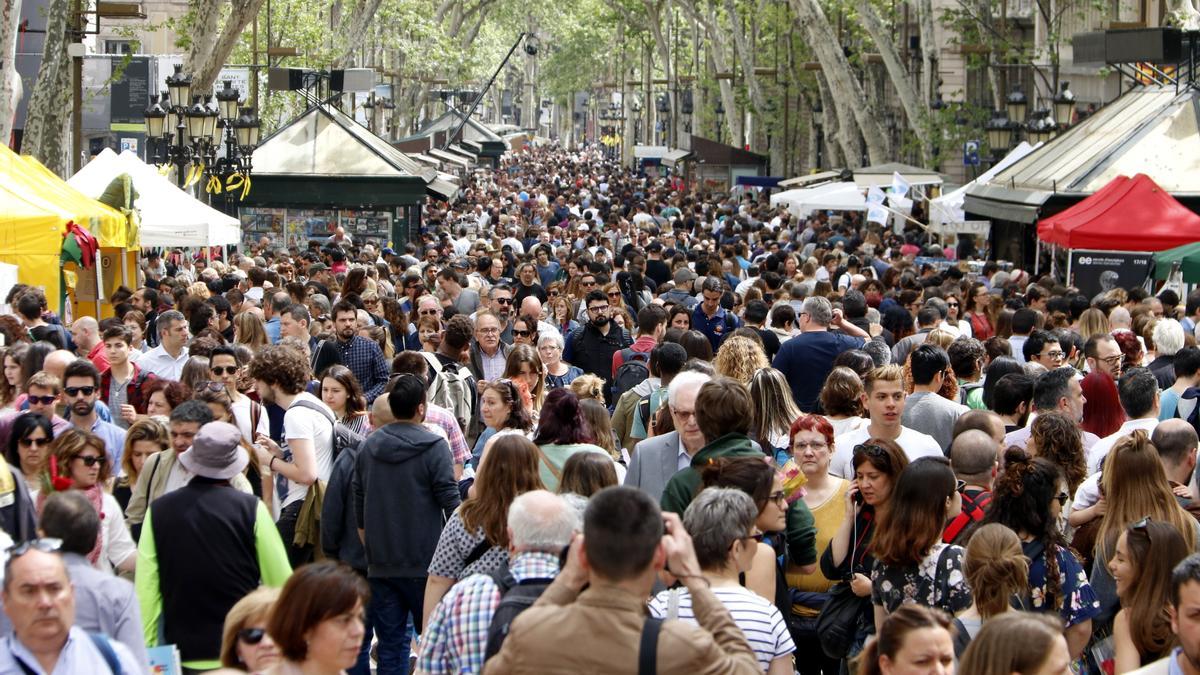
[
  {"left": 494, "top": 297, "right": 513, "bottom": 305},
  {"left": 18, "top": 437, "right": 49, "bottom": 448},
  {"left": 63, "top": 386, "right": 96, "bottom": 398},
  {"left": 512, "top": 329, "right": 532, "bottom": 338},
  {"left": 419, "top": 308, "right": 441, "bottom": 316},
  {"left": 238, "top": 628, "right": 266, "bottom": 645},
  {"left": 195, "top": 381, "right": 227, "bottom": 393},
  {"left": 1055, "top": 492, "right": 1070, "bottom": 506},
  {"left": 26, "top": 395, "right": 57, "bottom": 405},
  {"left": 581, "top": 280, "right": 597, "bottom": 287},
  {"left": 587, "top": 305, "right": 609, "bottom": 313},
  {"left": 477, "top": 327, "right": 500, "bottom": 335},
  {"left": 768, "top": 491, "right": 787, "bottom": 505},
  {"left": 673, "top": 409, "right": 695, "bottom": 420},
  {"left": 7, "top": 538, "right": 62, "bottom": 558},
  {"left": 1100, "top": 355, "right": 1122, "bottom": 366},
  {"left": 74, "top": 455, "right": 107, "bottom": 467},
  {"left": 211, "top": 366, "right": 239, "bottom": 376},
  {"left": 1043, "top": 351, "right": 1065, "bottom": 360}
]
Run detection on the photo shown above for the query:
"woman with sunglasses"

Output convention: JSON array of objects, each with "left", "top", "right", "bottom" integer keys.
[
  {"left": 944, "top": 292, "right": 973, "bottom": 338},
  {"left": 700, "top": 455, "right": 817, "bottom": 614},
  {"left": 221, "top": 586, "right": 282, "bottom": 673},
  {"left": 870, "top": 457, "right": 971, "bottom": 631},
  {"left": 821, "top": 439, "right": 909, "bottom": 661},
  {"left": 980, "top": 447, "right": 1099, "bottom": 659},
  {"left": 1090, "top": 431, "right": 1199, "bottom": 633},
  {"left": 1110, "top": 518, "right": 1190, "bottom": 672},
  {"left": 7, "top": 413, "right": 53, "bottom": 502},
  {"left": 40, "top": 428, "right": 136, "bottom": 574},
  {"left": 648, "top": 487, "right": 797, "bottom": 675}
]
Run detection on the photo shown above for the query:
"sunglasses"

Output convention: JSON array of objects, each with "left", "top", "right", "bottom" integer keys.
[
  {"left": 7, "top": 538, "right": 62, "bottom": 558},
  {"left": 607, "top": 291, "right": 621, "bottom": 298},
  {"left": 195, "top": 381, "right": 227, "bottom": 393},
  {"left": 211, "top": 366, "right": 239, "bottom": 376},
  {"left": 26, "top": 395, "right": 57, "bottom": 405},
  {"left": 238, "top": 628, "right": 266, "bottom": 645},
  {"left": 548, "top": 290, "right": 560, "bottom": 297},
  {"left": 512, "top": 329, "right": 532, "bottom": 338},
  {"left": 18, "top": 437, "right": 49, "bottom": 448},
  {"left": 64, "top": 386, "right": 96, "bottom": 397},
  {"left": 74, "top": 455, "right": 107, "bottom": 467},
  {"left": 494, "top": 297, "right": 513, "bottom": 305}
]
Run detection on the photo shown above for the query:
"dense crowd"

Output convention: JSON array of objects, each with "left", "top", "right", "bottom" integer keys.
[{"left": 0, "top": 144, "right": 1199, "bottom": 675}]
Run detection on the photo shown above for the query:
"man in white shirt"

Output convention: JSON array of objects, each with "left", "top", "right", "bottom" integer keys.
[
  {"left": 1086, "top": 367, "right": 1161, "bottom": 475},
  {"left": 831, "top": 364, "right": 942, "bottom": 478},
  {"left": 138, "top": 310, "right": 189, "bottom": 381},
  {"left": 248, "top": 344, "right": 335, "bottom": 568},
  {"left": 210, "top": 345, "right": 269, "bottom": 444}
]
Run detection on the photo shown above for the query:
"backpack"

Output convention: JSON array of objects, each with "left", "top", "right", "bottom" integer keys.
[
  {"left": 942, "top": 488, "right": 992, "bottom": 544},
  {"left": 483, "top": 565, "right": 556, "bottom": 660},
  {"left": 958, "top": 381, "right": 984, "bottom": 406},
  {"left": 421, "top": 352, "right": 475, "bottom": 434},
  {"left": 612, "top": 349, "right": 651, "bottom": 401},
  {"left": 290, "top": 398, "right": 353, "bottom": 460}
]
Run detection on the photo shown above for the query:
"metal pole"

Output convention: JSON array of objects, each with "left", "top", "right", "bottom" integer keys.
[
  {"left": 442, "top": 32, "right": 526, "bottom": 151},
  {"left": 71, "top": 0, "right": 84, "bottom": 174}
]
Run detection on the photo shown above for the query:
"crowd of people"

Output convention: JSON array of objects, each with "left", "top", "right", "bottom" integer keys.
[{"left": 1, "top": 143, "right": 1199, "bottom": 675}]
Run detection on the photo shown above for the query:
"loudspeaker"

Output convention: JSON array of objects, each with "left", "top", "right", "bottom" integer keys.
[
  {"left": 681, "top": 90, "right": 693, "bottom": 114},
  {"left": 268, "top": 67, "right": 306, "bottom": 91},
  {"left": 330, "top": 68, "right": 374, "bottom": 93}
]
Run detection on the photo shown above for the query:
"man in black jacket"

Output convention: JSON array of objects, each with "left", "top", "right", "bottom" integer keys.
[
  {"left": 354, "top": 375, "right": 460, "bottom": 674},
  {"left": 564, "top": 290, "right": 633, "bottom": 404}
]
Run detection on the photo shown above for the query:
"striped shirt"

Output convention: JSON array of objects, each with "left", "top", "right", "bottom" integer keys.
[{"left": 648, "top": 585, "right": 795, "bottom": 672}]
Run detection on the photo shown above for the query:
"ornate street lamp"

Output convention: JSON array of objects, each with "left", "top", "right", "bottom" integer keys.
[
  {"left": 1006, "top": 88, "right": 1028, "bottom": 126},
  {"left": 985, "top": 110, "right": 1013, "bottom": 156},
  {"left": 1052, "top": 82, "right": 1076, "bottom": 128}
]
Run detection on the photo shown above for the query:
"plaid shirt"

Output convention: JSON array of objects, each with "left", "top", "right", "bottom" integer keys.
[
  {"left": 334, "top": 336, "right": 389, "bottom": 402},
  {"left": 426, "top": 403, "right": 471, "bottom": 466},
  {"left": 418, "top": 551, "right": 561, "bottom": 675}
]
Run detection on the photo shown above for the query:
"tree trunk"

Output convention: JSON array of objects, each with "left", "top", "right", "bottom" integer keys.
[
  {"left": 181, "top": 0, "right": 222, "bottom": 96},
  {"left": 701, "top": 1, "right": 743, "bottom": 144},
  {"left": 817, "top": 71, "right": 853, "bottom": 168},
  {"left": 917, "top": 0, "right": 938, "bottom": 106},
  {"left": 193, "top": 0, "right": 268, "bottom": 94},
  {"left": 22, "top": 0, "right": 70, "bottom": 174},
  {"left": 857, "top": 0, "right": 929, "bottom": 163},
  {"left": 724, "top": 0, "right": 770, "bottom": 152},
  {"left": 0, "top": 0, "right": 21, "bottom": 145},
  {"left": 332, "top": 0, "right": 386, "bottom": 68},
  {"left": 788, "top": 0, "right": 886, "bottom": 165}
]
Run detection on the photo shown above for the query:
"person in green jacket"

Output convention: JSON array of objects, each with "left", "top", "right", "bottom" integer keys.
[{"left": 661, "top": 377, "right": 767, "bottom": 514}]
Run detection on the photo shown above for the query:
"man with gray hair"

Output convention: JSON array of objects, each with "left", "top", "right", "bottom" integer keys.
[
  {"left": 418, "top": 490, "right": 579, "bottom": 674},
  {"left": 627, "top": 370, "right": 712, "bottom": 501},
  {"left": 1149, "top": 319, "right": 1186, "bottom": 389},
  {"left": 139, "top": 309, "right": 189, "bottom": 381},
  {"left": 772, "top": 295, "right": 869, "bottom": 412}
]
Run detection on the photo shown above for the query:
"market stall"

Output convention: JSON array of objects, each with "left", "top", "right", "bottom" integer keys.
[
  {"left": 1036, "top": 173, "right": 1200, "bottom": 295},
  {"left": 769, "top": 182, "right": 866, "bottom": 218}
]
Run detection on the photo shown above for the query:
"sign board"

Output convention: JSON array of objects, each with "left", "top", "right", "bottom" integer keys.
[
  {"left": 214, "top": 67, "right": 251, "bottom": 100},
  {"left": 1069, "top": 250, "right": 1153, "bottom": 298},
  {"left": 963, "top": 140, "right": 981, "bottom": 167},
  {"left": 928, "top": 219, "right": 991, "bottom": 237},
  {"left": 73, "top": 250, "right": 123, "bottom": 302},
  {"left": 110, "top": 56, "right": 151, "bottom": 125}
]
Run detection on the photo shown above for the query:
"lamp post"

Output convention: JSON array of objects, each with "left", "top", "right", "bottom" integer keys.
[
  {"left": 145, "top": 68, "right": 260, "bottom": 202},
  {"left": 985, "top": 109, "right": 1013, "bottom": 161}
]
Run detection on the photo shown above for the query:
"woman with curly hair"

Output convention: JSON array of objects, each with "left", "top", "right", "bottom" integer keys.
[
  {"left": 1113, "top": 329, "right": 1145, "bottom": 371},
  {"left": 713, "top": 336, "right": 769, "bottom": 386},
  {"left": 143, "top": 379, "right": 192, "bottom": 417},
  {"left": 980, "top": 447, "right": 1099, "bottom": 659},
  {"left": 423, "top": 433, "right": 543, "bottom": 629},
  {"left": 1110, "top": 518, "right": 1190, "bottom": 671},
  {"left": 1028, "top": 410, "right": 1088, "bottom": 499}
]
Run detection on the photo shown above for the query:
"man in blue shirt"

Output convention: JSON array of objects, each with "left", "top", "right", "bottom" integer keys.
[
  {"left": 773, "top": 296, "right": 871, "bottom": 412},
  {"left": 691, "top": 277, "right": 739, "bottom": 353},
  {"left": 264, "top": 291, "right": 290, "bottom": 344},
  {"left": 331, "top": 300, "right": 390, "bottom": 402},
  {"left": 534, "top": 246, "right": 561, "bottom": 288}
]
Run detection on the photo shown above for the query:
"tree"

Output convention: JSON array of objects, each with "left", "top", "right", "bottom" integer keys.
[
  {"left": 0, "top": 0, "right": 21, "bottom": 145},
  {"left": 856, "top": 0, "right": 930, "bottom": 163},
  {"left": 21, "top": 0, "right": 71, "bottom": 174}
]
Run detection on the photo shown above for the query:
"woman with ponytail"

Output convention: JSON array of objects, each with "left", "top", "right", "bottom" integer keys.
[
  {"left": 952, "top": 523, "right": 1029, "bottom": 656},
  {"left": 980, "top": 447, "right": 1100, "bottom": 660},
  {"left": 855, "top": 605, "right": 955, "bottom": 675}
]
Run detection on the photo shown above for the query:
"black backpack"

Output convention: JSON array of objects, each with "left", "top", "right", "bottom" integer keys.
[
  {"left": 483, "top": 566, "right": 556, "bottom": 660},
  {"left": 612, "top": 349, "right": 651, "bottom": 401}
]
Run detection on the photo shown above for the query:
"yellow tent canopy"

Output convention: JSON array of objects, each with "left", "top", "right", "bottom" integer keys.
[{"left": 0, "top": 144, "right": 132, "bottom": 309}]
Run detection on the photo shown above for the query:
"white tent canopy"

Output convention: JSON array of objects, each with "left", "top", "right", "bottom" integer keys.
[
  {"left": 68, "top": 149, "right": 240, "bottom": 247},
  {"left": 770, "top": 182, "right": 866, "bottom": 217},
  {"left": 930, "top": 142, "right": 1039, "bottom": 227}
]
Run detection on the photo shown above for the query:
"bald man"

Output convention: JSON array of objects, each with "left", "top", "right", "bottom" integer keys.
[
  {"left": 42, "top": 350, "right": 79, "bottom": 384},
  {"left": 1152, "top": 419, "right": 1199, "bottom": 504},
  {"left": 70, "top": 318, "right": 108, "bottom": 371},
  {"left": 945, "top": 429, "right": 1000, "bottom": 544}
]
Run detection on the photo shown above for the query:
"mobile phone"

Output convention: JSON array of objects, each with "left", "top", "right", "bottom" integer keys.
[{"left": 852, "top": 491, "right": 864, "bottom": 505}]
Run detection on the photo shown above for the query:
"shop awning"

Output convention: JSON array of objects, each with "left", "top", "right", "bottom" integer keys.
[
  {"left": 770, "top": 182, "right": 865, "bottom": 216},
  {"left": 662, "top": 148, "right": 694, "bottom": 167},
  {"left": 780, "top": 170, "right": 843, "bottom": 188},
  {"left": 633, "top": 145, "right": 670, "bottom": 160},
  {"left": 853, "top": 162, "right": 944, "bottom": 189},
  {"left": 1154, "top": 241, "right": 1200, "bottom": 282}
]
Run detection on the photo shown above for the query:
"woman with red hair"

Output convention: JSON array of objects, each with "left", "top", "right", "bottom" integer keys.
[
  {"left": 1080, "top": 370, "right": 1125, "bottom": 439},
  {"left": 785, "top": 413, "right": 849, "bottom": 675},
  {"left": 1112, "top": 330, "right": 1145, "bottom": 371}
]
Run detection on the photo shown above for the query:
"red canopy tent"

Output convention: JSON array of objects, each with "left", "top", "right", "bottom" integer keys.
[{"left": 1036, "top": 174, "right": 1200, "bottom": 251}]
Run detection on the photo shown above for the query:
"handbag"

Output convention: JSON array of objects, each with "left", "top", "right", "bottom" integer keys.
[{"left": 814, "top": 580, "right": 863, "bottom": 659}]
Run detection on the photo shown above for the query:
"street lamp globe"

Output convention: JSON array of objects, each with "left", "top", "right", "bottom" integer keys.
[
  {"left": 144, "top": 97, "right": 167, "bottom": 138},
  {"left": 985, "top": 110, "right": 1013, "bottom": 153},
  {"left": 1052, "top": 82, "right": 1075, "bottom": 127},
  {"left": 216, "top": 80, "right": 240, "bottom": 121},
  {"left": 1006, "top": 88, "right": 1028, "bottom": 124},
  {"left": 203, "top": 96, "right": 220, "bottom": 140},
  {"left": 166, "top": 65, "right": 192, "bottom": 110},
  {"left": 234, "top": 107, "right": 261, "bottom": 150},
  {"left": 185, "top": 96, "right": 208, "bottom": 140}
]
